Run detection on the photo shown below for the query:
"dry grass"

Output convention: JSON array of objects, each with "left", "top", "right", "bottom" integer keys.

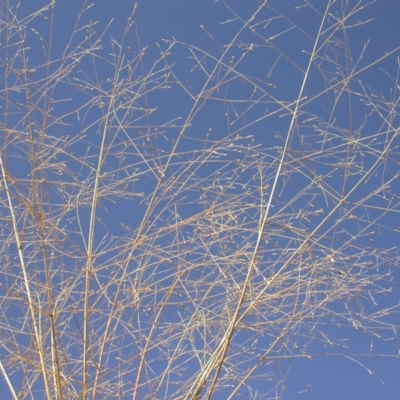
[{"left": 0, "top": 1, "right": 399, "bottom": 398}]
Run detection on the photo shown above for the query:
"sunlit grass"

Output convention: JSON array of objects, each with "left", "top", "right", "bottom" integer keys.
[{"left": 0, "top": 1, "right": 399, "bottom": 398}]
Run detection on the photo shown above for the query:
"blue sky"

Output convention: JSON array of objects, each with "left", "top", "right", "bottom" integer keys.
[{"left": 1, "top": 0, "right": 400, "bottom": 399}]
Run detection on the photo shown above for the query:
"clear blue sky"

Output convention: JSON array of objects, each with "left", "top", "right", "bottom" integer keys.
[{"left": 1, "top": 1, "right": 400, "bottom": 399}]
